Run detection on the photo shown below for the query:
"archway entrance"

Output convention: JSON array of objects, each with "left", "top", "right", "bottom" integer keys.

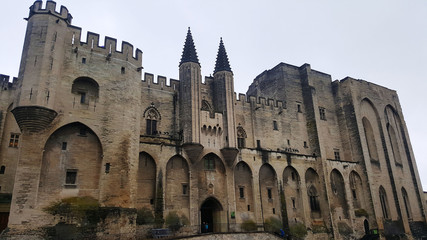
[
  {"left": 364, "top": 219, "right": 370, "bottom": 234},
  {"left": 200, "top": 197, "right": 223, "bottom": 233}
]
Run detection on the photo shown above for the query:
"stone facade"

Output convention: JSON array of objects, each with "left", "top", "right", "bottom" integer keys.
[{"left": 0, "top": 1, "right": 426, "bottom": 239}]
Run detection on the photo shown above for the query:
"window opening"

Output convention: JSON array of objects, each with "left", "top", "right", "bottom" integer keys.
[
  {"left": 62, "top": 142, "right": 67, "bottom": 150},
  {"left": 239, "top": 187, "right": 245, "bottom": 198},
  {"left": 204, "top": 156, "right": 215, "bottom": 170},
  {"left": 297, "top": 104, "right": 302, "bottom": 113},
  {"left": 105, "top": 163, "right": 111, "bottom": 173},
  {"left": 79, "top": 92, "right": 86, "bottom": 104},
  {"left": 319, "top": 107, "right": 326, "bottom": 120},
  {"left": 182, "top": 184, "right": 188, "bottom": 195},
  {"left": 273, "top": 120, "right": 278, "bottom": 130},
  {"left": 9, "top": 134, "right": 19, "bottom": 148},
  {"left": 0, "top": 166, "right": 5, "bottom": 174},
  {"left": 334, "top": 150, "right": 340, "bottom": 160},
  {"left": 267, "top": 188, "right": 272, "bottom": 199},
  {"left": 146, "top": 119, "right": 158, "bottom": 135},
  {"left": 65, "top": 170, "right": 77, "bottom": 185},
  {"left": 82, "top": 58, "right": 86, "bottom": 64}
]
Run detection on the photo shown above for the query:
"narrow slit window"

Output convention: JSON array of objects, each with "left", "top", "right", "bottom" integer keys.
[{"left": 239, "top": 187, "right": 245, "bottom": 198}]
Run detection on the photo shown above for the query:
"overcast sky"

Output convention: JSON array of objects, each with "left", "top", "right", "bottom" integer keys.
[{"left": 1, "top": 1, "right": 426, "bottom": 190}]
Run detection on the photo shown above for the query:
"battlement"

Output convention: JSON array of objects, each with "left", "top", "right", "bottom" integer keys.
[
  {"left": 28, "top": 1, "right": 72, "bottom": 24},
  {"left": 0, "top": 74, "right": 18, "bottom": 90},
  {"left": 236, "top": 93, "right": 284, "bottom": 109},
  {"left": 72, "top": 30, "right": 143, "bottom": 67},
  {"left": 142, "top": 73, "right": 180, "bottom": 92}
]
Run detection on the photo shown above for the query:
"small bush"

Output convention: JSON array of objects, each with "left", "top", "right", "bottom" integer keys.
[
  {"left": 289, "top": 223, "right": 307, "bottom": 239},
  {"left": 354, "top": 208, "right": 369, "bottom": 217},
  {"left": 165, "top": 211, "right": 189, "bottom": 232},
  {"left": 312, "top": 224, "right": 328, "bottom": 233},
  {"left": 264, "top": 217, "right": 282, "bottom": 234},
  {"left": 241, "top": 219, "right": 257, "bottom": 232},
  {"left": 136, "top": 207, "right": 154, "bottom": 225},
  {"left": 44, "top": 196, "right": 100, "bottom": 225},
  {"left": 337, "top": 222, "right": 353, "bottom": 235}
]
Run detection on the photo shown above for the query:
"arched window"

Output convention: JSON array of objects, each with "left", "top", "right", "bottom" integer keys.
[
  {"left": 401, "top": 187, "right": 412, "bottom": 220},
  {"left": 362, "top": 117, "right": 379, "bottom": 161},
  {"left": 144, "top": 106, "right": 161, "bottom": 136},
  {"left": 71, "top": 77, "right": 99, "bottom": 105},
  {"left": 379, "top": 186, "right": 390, "bottom": 219},
  {"left": 237, "top": 126, "right": 247, "bottom": 149},
  {"left": 0, "top": 165, "right": 5, "bottom": 174},
  {"left": 387, "top": 124, "right": 402, "bottom": 165},
  {"left": 308, "top": 186, "right": 320, "bottom": 212},
  {"left": 201, "top": 100, "right": 214, "bottom": 118}
]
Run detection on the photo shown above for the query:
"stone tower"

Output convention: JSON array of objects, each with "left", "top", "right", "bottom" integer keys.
[
  {"left": 213, "top": 38, "right": 236, "bottom": 148},
  {"left": 179, "top": 28, "right": 203, "bottom": 162},
  {"left": 12, "top": 1, "right": 71, "bottom": 132}
]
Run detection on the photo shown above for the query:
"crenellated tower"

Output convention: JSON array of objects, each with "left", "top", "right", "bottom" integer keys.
[
  {"left": 11, "top": 0, "right": 73, "bottom": 132},
  {"left": 179, "top": 28, "right": 202, "bottom": 145},
  {"left": 213, "top": 38, "right": 236, "bottom": 148}
]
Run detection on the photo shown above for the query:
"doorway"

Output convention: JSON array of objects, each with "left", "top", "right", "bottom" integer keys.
[
  {"left": 200, "top": 197, "right": 223, "bottom": 233},
  {"left": 364, "top": 219, "right": 370, "bottom": 234}
]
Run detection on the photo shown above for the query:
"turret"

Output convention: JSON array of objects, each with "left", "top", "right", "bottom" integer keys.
[
  {"left": 11, "top": 0, "right": 73, "bottom": 132},
  {"left": 213, "top": 38, "right": 236, "bottom": 148},
  {"left": 179, "top": 28, "right": 202, "bottom": 144}
]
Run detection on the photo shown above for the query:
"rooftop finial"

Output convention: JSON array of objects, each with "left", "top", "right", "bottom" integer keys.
[
  {"left": 179, "top": 27, "right": 200, "bottom": 66},
  {"left": 214, "top": 37, "right": 232, "bottom": 74}
]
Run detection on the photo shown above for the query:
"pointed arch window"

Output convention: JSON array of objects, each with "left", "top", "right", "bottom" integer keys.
[
  {"left": 379, "top": 186, "right": 390, "bottom": 219},
  {"left": 144, "top": 106, "right": 161, "bottom": 136},
  {"left": 401, "top": 188, "right": 412, "bottom": 220},
  {"left": 237, "top": 126, "right": 247, "bottom": 149},
  {"left": 308, "top": 186, "right": 320, "bottom": 212}
]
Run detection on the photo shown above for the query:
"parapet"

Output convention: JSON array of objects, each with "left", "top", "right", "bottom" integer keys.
[
  {"left": 28, "top": 1, "right": 72, "bottom": 24},
  {"left": 0, "top": 74, "right": 18, "bottom": 90},
  {"left": 142, "top": 73, "right": 180, "bottom": 92},
  {"left": 73, "top": 31, "right": 143, "bottom": 68},
  {"left": 236, "top": 93, "right": 284, "bottom": 109}
]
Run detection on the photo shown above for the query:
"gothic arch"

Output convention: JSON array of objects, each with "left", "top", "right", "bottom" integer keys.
[
  {"left": 234, "top": 161, "right": 254, "bottom": 215},
  {"left": 38, "top": 122, "right": 103, "bottom": 205},
  {"left": 401, "top": 187, "right": 412, "bottom": 220},
  {"left": 305, "top": 168, "right": 322, "bottom": 219},
  {"left": 330, "top": 169, "right": 350, "bottom": 219},
  {"left": 379, "top": 186, "right": 390, "bottom": 219},
  {"left": 143, "top": 105, "right": 161, "bottom": 120},
  {"left": 259, "top": 163, "right": 280, "bottom": 219},
  {"left": 237, "top": 126, "right": 247, "bottom": 149},
  {"left": 361, "top": 98, "right": 385, "bottom": 170},
  {"left": 201, "top": 100, "right": 214, "bottom": 118},
  {"left": 71, "top": 77, "right": 99, "bottom": 104},
  {"left": 387, "top": 124, "right": 402, "bottom": 165},
  {"left": 137, "top": 152, "right": 157, "bottom": 209},
  {"left": 143, "top": 105, "right": 161, "bottom": 135},
  {"left": 349, "top": 171, "right": 367, "bottom": 210},
  {"left": 283, "top": 166, "right": 304, "bottom": 223},
  {"left": 197, "top": 153, "right": 227, "bottom": 207},
  {"left": 165, "top": 155, "right": 190, "bottom": 217}
]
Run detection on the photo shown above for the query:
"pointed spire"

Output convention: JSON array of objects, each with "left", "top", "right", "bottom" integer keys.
[
  {"left": 179, "top": 27, "right": 200, "bottom": 66},
  {"left": 214, "top": 37, "right": 232, "bottom": 74}
]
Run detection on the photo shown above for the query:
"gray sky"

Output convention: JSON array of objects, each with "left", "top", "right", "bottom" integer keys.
[{"left": 1, "top": 1, "right": 426, "bottom": 190}]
